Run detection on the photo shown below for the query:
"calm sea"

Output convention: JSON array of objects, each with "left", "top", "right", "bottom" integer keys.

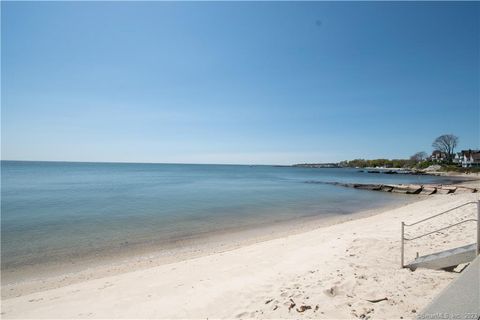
[{"left": 1, "top": 161, "right": 453, "bottom": 276}]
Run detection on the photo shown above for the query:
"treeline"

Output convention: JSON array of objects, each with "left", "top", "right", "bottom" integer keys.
[
  {"left": 338, "top": 159, "right": 415, "bottom": 168},
  {"left": 336, "top": 135, "right": 480, "bottom": 172}
]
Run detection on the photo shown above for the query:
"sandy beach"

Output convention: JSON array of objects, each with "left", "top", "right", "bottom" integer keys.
[
  {"left": 3, "top": 1, "right": 479, "bottom": 318},
  {"left": 1, "top": 181, "right": 478, "bottom": 319}
]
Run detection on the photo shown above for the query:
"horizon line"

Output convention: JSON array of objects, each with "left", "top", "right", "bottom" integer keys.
[{"left": 0, "top": 159, "right": 288, "bottom": 167}]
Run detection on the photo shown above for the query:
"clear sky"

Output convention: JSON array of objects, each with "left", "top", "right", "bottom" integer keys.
[{"left": 2, "top": 2, "right": 479, "bottom": 165}]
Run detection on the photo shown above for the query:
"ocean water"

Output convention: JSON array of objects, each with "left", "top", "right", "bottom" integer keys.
[{"left": 1, "top": 161, "right": 454, "bottom": 274}]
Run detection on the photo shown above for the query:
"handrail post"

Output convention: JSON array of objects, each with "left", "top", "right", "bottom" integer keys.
[
  {"left": 477, "top": 200, "right": 480, "bottom": 256},
  {"left": 401, "top": 221, "right": 405, "bottom": 268}
]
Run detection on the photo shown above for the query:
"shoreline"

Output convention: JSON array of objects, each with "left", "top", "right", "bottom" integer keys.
[
  {"left": 2, "top": 193, "right": 419, "bottom": 299},
  {"left": 2, "top": 179, "right": 477, "bottom": 300},
  {"left": 2, "top": 189, "right": 478, "bottom": 318}
]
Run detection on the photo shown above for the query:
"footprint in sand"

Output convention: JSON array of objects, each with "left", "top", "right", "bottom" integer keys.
[
  {"left": 98, "top": 282, "right": 114, "bottom": 290},
  {"left": 78, "top": 312, "right": 94, "bottom": 317},
  {"left": 324, "top": 286, "right": 338, "bottom": 297},
  {"left": 235, "top": 311, "right": 254, "bottom": 318}
]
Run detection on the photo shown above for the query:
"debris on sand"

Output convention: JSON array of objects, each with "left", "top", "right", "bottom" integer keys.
[
  {"left": 366, "top": 297, "right": 388, "bottom": 303},
  {"left": 296, "top": 305, "right": 312, "bottom": 313},
  {"left": 288, "top": 299, "right": 296, "bottom": 311}
]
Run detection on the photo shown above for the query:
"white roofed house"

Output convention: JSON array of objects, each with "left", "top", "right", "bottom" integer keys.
[
  {"left": 453, "top": 152, "right": 462, "bottom": 165},
  {"left": 459, "top": 149, "right": 480, "bottom": 168}
]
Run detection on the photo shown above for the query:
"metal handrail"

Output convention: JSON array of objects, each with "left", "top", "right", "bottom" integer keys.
[
  {"left": 404, "top": 201, "right": 477, "bottom": 227},
  {"left": 400, "top": 200, "right": 480, "bottom": 268},
  {"left": 404, "top": 219, "right": 478, "bottom": 241}
]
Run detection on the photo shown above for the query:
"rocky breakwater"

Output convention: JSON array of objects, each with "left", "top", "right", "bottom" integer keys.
[{"left": 305, "top": 181, "right": 478, "bottom": 195}]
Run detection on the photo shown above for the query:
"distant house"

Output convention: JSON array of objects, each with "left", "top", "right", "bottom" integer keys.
[
  {"left": 430, "top": 150, "right": 447, "bottom": 162},
  {"left": 459, "top": 149, "right": 480, "bottom": 168},
  {"left": 453, "top": 152, "right": 462, "bottom": 164}
]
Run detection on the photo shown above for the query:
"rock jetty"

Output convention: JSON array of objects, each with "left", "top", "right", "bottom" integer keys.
[{"left": 305, "top": 181, "right": 478, "bottom": 195}]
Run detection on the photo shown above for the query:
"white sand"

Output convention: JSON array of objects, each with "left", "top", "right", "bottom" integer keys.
[{"left": 1, "top": 188, "right": 479, "bottom": 319}]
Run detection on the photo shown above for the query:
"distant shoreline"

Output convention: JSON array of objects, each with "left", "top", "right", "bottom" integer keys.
[{"left": 291, "top": 163, "right": 480, "bottom": 181}]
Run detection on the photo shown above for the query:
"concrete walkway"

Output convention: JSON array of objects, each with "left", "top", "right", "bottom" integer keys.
[{"left": 419, "top": 255, "right": 479, "bottom": 319}]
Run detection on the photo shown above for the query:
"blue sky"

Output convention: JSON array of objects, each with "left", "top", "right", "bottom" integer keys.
[{"left": 2, "top": 2, "right": 479, "bottom": 165}]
